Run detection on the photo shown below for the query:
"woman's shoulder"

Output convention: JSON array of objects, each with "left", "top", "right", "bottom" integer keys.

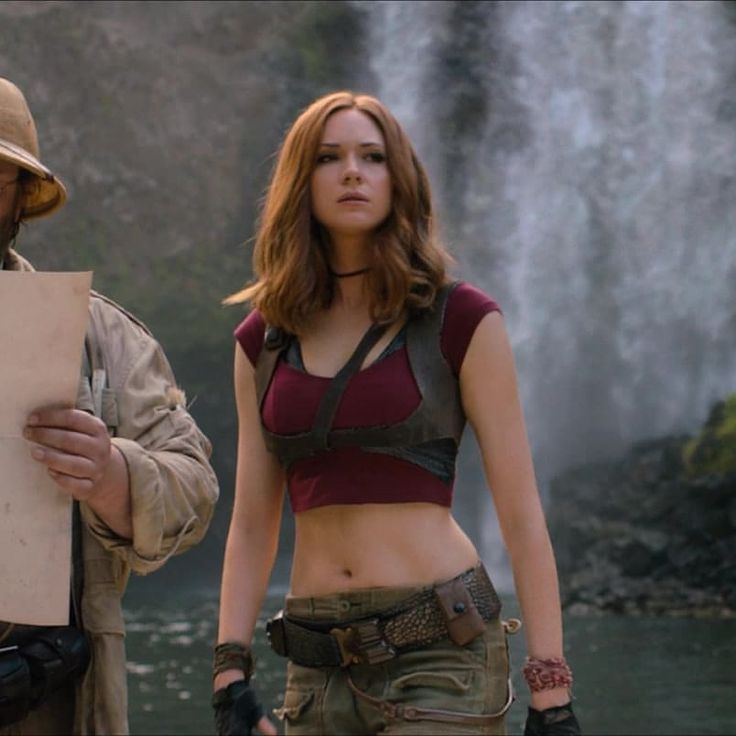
[
  {"left": 446, "top": 280, "right": 501, "bottom": 316},
  {"left": 440, "top": 281, "right": 502, "bottom": 375},
  {"left": 233, "top": 308, "right": 266, "bottom": 366}
]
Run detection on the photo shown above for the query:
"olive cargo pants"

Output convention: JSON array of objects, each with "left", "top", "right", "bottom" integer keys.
[{"left": 275, "top": 583, "right": 514, "bottom": 735}]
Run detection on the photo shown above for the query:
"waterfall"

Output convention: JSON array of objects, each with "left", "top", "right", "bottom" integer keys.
[{"left": 364, "top": 0, "right": 736, "bottom": 585}]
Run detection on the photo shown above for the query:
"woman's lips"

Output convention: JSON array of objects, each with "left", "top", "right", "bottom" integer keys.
[{"left": 338, "top": 192, "right": 369, "bottom": 203}]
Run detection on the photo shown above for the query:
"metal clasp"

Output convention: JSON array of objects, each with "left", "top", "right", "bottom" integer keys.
[
  {"left": 266, "top": 610, "right": 288, "bottom": 657},
  {"left": 330, "top": 618, "right": 396, "bottom": 667}
]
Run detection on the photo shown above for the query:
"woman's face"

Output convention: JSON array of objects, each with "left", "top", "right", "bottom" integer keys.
[{"left": 309, "top": 108, "right": 391, "bottom": 242}]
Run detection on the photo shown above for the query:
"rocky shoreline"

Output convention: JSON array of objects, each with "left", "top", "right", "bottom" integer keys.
[{"left": 547, "top": 399, "right": 736, "bottom": 618}]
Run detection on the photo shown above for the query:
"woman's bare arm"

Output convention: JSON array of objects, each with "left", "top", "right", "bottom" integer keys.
[
  {"left": 460, "top": 311, "right": 570, "bottom": 710},
  {"left": 215, "top": 347, "right": 285, "bottom": 693}
]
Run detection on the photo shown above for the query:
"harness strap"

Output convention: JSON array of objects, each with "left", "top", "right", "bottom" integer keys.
[
  {"left": 70, "top": 501, "right": 84, "bottom": 630},
  {"left": 255, "top": 283, "right": 465, "bottom": 469},
  {"left": 310, "top": 323, "right": 388, "bottom": 451},
  {"left": 254, "top": 327, "right": 285, "bottom": 413},
  {"left": 71, "top": 323, "right": 119, "bottom": 629}
]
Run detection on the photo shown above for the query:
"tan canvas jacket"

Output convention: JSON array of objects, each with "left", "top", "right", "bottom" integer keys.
[{"left": 5, "top": 250, "right": 219, "bottom": 734}]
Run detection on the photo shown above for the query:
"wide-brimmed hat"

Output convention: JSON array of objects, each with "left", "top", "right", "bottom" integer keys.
[{"left": 0, "top": 77, "right": 67, "bottom": 219}]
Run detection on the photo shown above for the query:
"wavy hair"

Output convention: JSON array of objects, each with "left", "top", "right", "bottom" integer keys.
[{"left": 225, "top": 91, "right": 452, "bottom": 333}]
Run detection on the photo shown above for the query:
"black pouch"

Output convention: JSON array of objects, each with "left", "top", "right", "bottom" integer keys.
[
  {"left": 434, "top": 577, "right": 486, "bottom": 646},
  {"left": 20, "top": 627, "right": 90, "bottom": 707},
  {"left": 0, "top": 646, "right": 32, "bottom": 727}
]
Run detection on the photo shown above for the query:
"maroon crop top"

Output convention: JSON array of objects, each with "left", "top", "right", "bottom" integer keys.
[{"left": 234, "top": 282, "right": 500, "bottom": 512}]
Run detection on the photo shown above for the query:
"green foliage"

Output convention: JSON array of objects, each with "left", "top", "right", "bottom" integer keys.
[
  {"left": 277, "top": 1, "right": 373, "bottom": 101},
  {"left": 683, "top": 394, "right": 736, "bottom": 477}
]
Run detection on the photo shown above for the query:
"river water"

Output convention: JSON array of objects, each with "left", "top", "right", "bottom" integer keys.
[{"left": 123, "top": 587, "right": 735, "bottom": 736}]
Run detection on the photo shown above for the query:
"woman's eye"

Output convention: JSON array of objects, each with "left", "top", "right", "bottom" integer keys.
[
  {"left": 316, "top": 153, "right": 337, "bottom": 164},
  {"left": 366, "top": 151, "right": 386, "bottom": 163}
]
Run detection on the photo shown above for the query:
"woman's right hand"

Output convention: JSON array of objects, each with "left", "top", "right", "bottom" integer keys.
[
  {"left": 212, "top": 671, "right": 276, "bottom": 736},
  {"left": 213, "top": 668, "right": 248, "bottom": 693}
]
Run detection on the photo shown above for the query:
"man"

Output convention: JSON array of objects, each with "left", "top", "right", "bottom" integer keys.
[{"left": 0, "top": 77, "right": 219, "bottom": 734}]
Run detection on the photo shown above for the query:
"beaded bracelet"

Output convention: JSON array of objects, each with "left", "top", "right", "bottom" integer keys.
[
  {"left": 521, "top": 656, "right": 573, "bottom": 692},
  {"left": 213, "top": 641, "right": 254, "bottom": 682}
]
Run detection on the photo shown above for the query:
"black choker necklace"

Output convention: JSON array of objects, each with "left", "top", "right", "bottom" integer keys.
[{"left": 330, "top": 267, "right": 371, "bottom": 278}]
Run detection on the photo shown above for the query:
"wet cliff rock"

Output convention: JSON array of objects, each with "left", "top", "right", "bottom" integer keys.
[{"left": 548, "top": 397, "right": 736, "bottom": 618}]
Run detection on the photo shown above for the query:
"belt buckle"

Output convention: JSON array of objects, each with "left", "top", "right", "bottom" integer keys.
[{"left": 331, "top": 618, "right": 396, "bottom": 667}]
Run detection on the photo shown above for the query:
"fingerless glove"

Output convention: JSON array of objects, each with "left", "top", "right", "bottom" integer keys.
[
  {"left": 524, "top": 702, "right": 581, "bottom": 736},
  {"left": 212, "top": 680, "right": 264, "bottom": 736}
]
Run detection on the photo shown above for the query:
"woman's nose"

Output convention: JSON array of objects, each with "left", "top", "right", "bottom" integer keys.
[{"left": 341, "top": 156, "right": 362, "bottom": 184}]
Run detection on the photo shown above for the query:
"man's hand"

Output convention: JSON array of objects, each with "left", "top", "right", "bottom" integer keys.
[
  {"left": 25, "top": 408, "right": 112, "bottom": 499},
  {"left": 24, "top": 407, "right": 132, "bottom": 538}
]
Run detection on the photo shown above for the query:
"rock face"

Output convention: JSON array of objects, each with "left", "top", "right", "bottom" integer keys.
[
  {"left": 0, "top": 2, "right": 374, "bottom": 577},
  {"left": 548, "top": 399, "right": 736, "bottom": 617}
]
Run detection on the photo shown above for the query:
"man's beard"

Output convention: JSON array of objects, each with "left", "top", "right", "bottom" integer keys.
[{"left": 0, "top": 211, "right": 18, "bottom": 264}]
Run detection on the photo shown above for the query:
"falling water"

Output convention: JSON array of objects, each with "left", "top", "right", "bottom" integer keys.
[{"left": 363, "top": 0, "right": 736, "bottom": 582}]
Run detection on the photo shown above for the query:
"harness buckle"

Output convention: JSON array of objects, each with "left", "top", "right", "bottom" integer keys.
[{"left": 330, "top": 619, "right": 396, "bottom": 667}]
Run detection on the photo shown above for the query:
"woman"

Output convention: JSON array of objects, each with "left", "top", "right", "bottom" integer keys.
[{"left": 213, "top": 91, "right": 580, "bottom": 736}]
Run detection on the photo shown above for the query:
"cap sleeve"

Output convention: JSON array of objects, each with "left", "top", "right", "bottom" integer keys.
[
  {"left": 234, "top": 309, "right": 266, "bottom": 367},
  {"left": 440, "top": 282, "right": 502, "bottom": 376}
]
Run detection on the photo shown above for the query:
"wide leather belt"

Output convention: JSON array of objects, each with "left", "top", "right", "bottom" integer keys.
[{"left": 266, "top": 564, "right": 501, "bottom": 668}]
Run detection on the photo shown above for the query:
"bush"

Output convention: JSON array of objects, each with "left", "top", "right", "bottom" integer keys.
[{"left": 683, "top": 394, "right": 736, "bottom": 477}]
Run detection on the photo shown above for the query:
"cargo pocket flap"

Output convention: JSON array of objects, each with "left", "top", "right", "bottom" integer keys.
[
  {"left": 273, "top": 689, "right": 314, "bottom": 722},
  {"left": 393, "top": 671, "right": 470, "bottom": 692}
]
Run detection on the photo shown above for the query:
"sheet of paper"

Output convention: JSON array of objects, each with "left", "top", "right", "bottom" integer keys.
[{"left": 0, "top": 271, "right": 92, "bottom": 625}]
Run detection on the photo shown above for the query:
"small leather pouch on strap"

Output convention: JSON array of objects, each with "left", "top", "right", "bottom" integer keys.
[{"left": 433, "top": 576, "right": 486, "bottom": 646}]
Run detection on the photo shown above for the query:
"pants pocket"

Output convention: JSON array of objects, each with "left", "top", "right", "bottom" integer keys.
[
  {"left": 273, "top": 688, "right": 314, "bottom": 722},
  {"left": 377, "top": 621, "right": 511, "bottom": 735},
  {"left": 274, "top": 661, "right": 326, "bottom": 735},
  {"left": 392, "top": 670, "right": 471, "bottom": 693}
]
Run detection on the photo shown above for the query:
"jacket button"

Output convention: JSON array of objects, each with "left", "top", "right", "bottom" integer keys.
[{"left": 453, "top": 602, "right": 466, "bottom": 614}]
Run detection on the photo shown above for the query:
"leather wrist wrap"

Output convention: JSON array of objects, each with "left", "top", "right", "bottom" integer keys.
[{"left": 213, "top": 642, "right": 254, "bottom": 682}]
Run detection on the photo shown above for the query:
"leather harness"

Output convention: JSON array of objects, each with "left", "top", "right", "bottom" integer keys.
[{"left": 254, "top": 282, "right": 467, "bottom": 471}]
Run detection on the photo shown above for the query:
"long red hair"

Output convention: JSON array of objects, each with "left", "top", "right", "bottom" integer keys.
[{"left": 225, "top": 91, "right": 452, "bottom": 333}]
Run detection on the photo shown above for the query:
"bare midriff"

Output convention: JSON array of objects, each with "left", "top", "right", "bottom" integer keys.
[{"left": 289, "top": 501, "right": 479, "bottom": 596}]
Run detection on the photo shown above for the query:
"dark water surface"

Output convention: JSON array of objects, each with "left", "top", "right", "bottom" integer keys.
[{"left": 123, "top": 589, "right": 736, "bottom": 735}]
